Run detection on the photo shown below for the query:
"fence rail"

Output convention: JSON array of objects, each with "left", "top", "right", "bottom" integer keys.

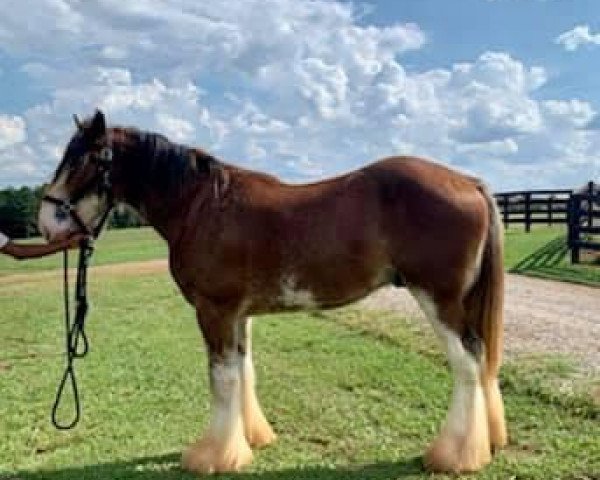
[
  {"left": 494, "top": 189, "right": 573, "bottom": 232},
  {"left": 495, "top": 181, "right": 599, "bottom": 264}
]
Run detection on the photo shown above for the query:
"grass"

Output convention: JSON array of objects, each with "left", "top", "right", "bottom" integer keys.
[
  {"left": 1, "top": 265, "right": 599, "bottom": 479},
  {"left": 504, "top": 226, "right": 600, "bottom": 286},
  {"left": 0, "top": 228, "right": 167, "bottom": 277},
  {"left": 1, "top": 224, "right": 598, "bottom": 285}
]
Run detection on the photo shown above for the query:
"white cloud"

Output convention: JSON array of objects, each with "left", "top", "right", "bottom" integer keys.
[
  {"left": 297, "top": 58, "right": 350, "bottom": 120},
  {"left": 155, "top": 113, "right": 195, "bottom": 142},
  {"left": 0, "top": 0, "right": 598, "bottom": 191},
  {"left": 0, "top": 143, "right": 41, "bottom": 187},
  {"left": 232, "top": 103, "right": 290, "bottom": 134},
  {"left": 0, "top": 115, "right": 26, "bottom": 149},
  {"left": 542, "top": 99, "right": 596, "bottom": 128},
  {"left": 556, "top": 24, "right": 600, "bottom": 51},
  {"left": 456, "top": 138, "right": 519, "bottom": 156},
  {"left": 101, "top": 45, "right": 128, "bottom": 61}
]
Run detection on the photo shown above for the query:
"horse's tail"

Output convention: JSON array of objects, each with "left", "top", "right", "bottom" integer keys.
[{"left": 468, "top": 183, "right": 505, "bottom": 379}]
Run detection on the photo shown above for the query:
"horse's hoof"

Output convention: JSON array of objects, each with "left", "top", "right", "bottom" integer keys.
[
  {"left": 246, "top": 423, "right": 277, "bottom": 448},
  {"left": 424, "top": 432, "right": 491, "bottom": 473},
  {"left": 181, "top": 436, "right": 253, "bottom": 474}
]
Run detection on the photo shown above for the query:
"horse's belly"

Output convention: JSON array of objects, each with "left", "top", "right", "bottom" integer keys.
[{"left": 257, "top": 267, "right": 393, "bottom": 313}]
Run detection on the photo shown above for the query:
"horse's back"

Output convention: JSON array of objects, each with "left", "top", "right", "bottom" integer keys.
[
  {"left": 365, "top": 156, "right": 482, "bottom": 197},
  {"left": 233, "top": 155, "right": 488, "bottom": 265}
]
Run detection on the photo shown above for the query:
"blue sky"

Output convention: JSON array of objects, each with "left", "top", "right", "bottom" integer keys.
[
  {"left": 366, "top": 0, "right": 600, "bottom": 100},
  {"left": 0, "top": 0, "right": 598, "bottom": 190}
]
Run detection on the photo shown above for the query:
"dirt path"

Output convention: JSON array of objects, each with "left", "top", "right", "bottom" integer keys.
[
  {"left": 0, "top": 259, "right": 168, "bottom": 288},
  {"left": 3, "top": 260, "right": 598, "bottom": 373}
]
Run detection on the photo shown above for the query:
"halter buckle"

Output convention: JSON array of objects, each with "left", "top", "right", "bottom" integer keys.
[
  {"left": 99, "top": 147, "right": 113, "bottom": 162},
  {"left": 59, "top": 200, "right": 73, "bottom": 212}
]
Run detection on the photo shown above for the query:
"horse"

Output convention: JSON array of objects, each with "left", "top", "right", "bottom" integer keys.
[{"left": 38, "top": 110, "right": 507, "bottom": 474}]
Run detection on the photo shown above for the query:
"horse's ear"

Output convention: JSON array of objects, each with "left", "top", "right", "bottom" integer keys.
[
  {"left": 86, "top": 109, "right": 107, "bottom": 141},
  {"left": 73, "top": 114, "right": 83, "bottom": 132}
]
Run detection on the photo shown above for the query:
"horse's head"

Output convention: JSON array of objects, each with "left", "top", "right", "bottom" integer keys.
[{"left": 38, "top": 110, "right": 114, "bottom": 242}]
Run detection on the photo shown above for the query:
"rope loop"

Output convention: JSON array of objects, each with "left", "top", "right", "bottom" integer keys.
[{"left": 51, "top": 239, "right": 94, "bottom": 430}]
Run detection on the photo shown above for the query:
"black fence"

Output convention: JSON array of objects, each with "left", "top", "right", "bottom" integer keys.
[
  {"left": 494, "top": 189, "right": 573, "bottom": 232},
  {"left": 495, "top": 181, "right": 598, "bottom": 264},
  {"left": 567, "top": 183, "right": 600, "bottom": 264}
]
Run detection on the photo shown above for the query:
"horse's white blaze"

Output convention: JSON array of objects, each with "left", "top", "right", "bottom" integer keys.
[
  {"left": 410, "top": 288, "right": 490, "bottom": 467},
  {"left": 278, "top": 276, "right": 316, "bottom": 308},
  {"left": 38, "top": 171, "right": 104, "bottom": 241},
  {"left": 38, "top": 173, "right": 72, "bottom": 240}
]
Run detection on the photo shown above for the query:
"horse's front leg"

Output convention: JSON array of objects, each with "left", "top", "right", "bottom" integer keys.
[
  {"left": 182, "top": 305, "right": 253, "bottom": 474},
  {"left": 238, "top": 317, "right": 276, "bottom": 447}
]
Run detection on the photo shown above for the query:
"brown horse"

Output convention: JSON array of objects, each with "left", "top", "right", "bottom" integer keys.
[{"left": 38, "top": 110, "right": 507, "bottom": 474}]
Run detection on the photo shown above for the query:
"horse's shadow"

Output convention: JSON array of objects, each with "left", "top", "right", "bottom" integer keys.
[{"left": 10, "top": 453, "right": 424, "bottom": 480}]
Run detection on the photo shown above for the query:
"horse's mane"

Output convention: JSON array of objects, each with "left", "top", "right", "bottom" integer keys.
[{"left": 120, "top": 128, "right": 218, "bottom": 199}]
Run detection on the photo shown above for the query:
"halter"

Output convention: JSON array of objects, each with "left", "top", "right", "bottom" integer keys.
[
  {"left": 43, "top": 145, "right": 114, "bottom": 429},
  {"left": 42, "top": 145, "right": 115, "bottom": 239}
]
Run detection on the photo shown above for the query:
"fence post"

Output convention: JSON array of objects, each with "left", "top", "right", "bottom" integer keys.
[
  {"left": 524, "top": 192, "right": 531, "bottom": 233},
  {"left": 587, "top": 181, "right": 594, "bottom": 228},
  {"left": 547, "top": 195, "right": 553, "bottom": 226},
  {"left": 568, "top": 195, "right": 580, "bottom": 264},
  {"left": 503, "top": 195, "right": 509, "bottom": 228}
]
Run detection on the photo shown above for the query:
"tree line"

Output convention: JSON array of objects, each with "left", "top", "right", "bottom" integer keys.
[{"left": 0, "top": 185, "right": 145, "bottom": 238}]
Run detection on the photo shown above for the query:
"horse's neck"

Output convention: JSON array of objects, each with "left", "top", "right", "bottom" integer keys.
[
  {"left": 112, "top": 131, "right": 181, "bottom": 242},
  {"left": 113, "top": 130, "right": 218, "bottom": 243},
  {"left": 136, "top": 194, "right": 176, "bottom": 241}
]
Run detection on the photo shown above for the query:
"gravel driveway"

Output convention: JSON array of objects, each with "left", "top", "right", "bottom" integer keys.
[{"left": 359, "top": 274, "right": 600, "bottom": 374}]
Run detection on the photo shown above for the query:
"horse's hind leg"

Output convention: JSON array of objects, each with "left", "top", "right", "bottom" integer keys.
[
  {"left": 412, "top": 290, "right": 491, "bottom": 473},
  {"left": 238, "top": 317, "right": 277, "bottom": 447},
  {"left": 483, "top": 359, "right": 507, "bottom": 451},
  {"left": 181, "top": 306, "right": 252, "bottom": 474}
]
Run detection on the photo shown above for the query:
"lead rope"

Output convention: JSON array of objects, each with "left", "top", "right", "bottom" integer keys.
[{"left": 51, "top": 239, "right": 93, "bottom": 430}]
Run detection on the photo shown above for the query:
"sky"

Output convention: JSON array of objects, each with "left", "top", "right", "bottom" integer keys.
[{"left": 0, "top": 0, "right": 599, "bottom": 190}]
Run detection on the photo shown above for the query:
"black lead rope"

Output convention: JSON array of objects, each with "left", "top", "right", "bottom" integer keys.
[
  {"left": 44, "top": 147, "right": 114, "bottom": 429},
  {"left": 51, "top": 238, "right": 94, "bottom": 430}
]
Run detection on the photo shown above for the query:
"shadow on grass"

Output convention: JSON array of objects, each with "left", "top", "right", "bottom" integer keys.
[
  {"left": 509, "top": 235, "right": 568, "bottom": 274},
  {"left": 12, "top": 453, "right": 424, "bottom": 480}
]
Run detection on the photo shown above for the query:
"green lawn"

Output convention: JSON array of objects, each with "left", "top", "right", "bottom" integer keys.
[
  {"left": 2, "top": 225, "right": 598, "bottom": 287},
  {"left": 0, "top": 228, "right": 167, "bottom": 277},
  {"left": 1, "top": 262, "right": 598, "bottom": 478},
  {"left": 504, "top": 226, "right": 600, "bottom": 286}
]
